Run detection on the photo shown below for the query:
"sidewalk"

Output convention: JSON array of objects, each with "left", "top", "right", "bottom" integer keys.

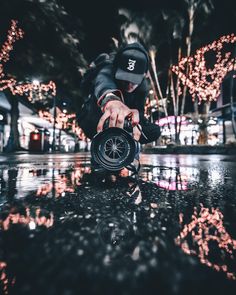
[{"left": 143, "top": 145, "right": 236, "bottom": 155}]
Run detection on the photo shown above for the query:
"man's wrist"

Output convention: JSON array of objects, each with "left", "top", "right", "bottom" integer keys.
[{"left": 100, "top": 93, "right": 121, "bottom": 111}]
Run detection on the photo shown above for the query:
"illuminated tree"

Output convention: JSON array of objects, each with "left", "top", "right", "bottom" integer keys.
[
  {"left": 0, "top": 0, "right": 87, "bottom": 121},
  {"left": 176, "top": 204, "right": 236, "bottom": 280},
  {"left": 118, "top": 1, "right": 215, "bottom": 144},
  {"left": 180, "top": 0, "right": 214, "bottom": 113},
  {"left": 0, "top": 20, "right": 57, "bottom": 152},
  {"left": 162, "top": 0, "right": 214, "bottom": 144},
  {"left": 0, "top": 20, "right": 24, "bottom": 152},
  {"left": 172, "top": 34, "right": 236, "bottom": 103},
  {"left": 172, "top": 34, "right": 236, "bottom": 143}
]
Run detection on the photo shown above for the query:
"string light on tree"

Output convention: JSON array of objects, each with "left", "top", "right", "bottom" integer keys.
[
  {"left": 175, "top": 204, "right": 236, "bottom": 280},
  {"left": 0, "top": 20, "right": 24, "bottom": 90},
  {"left": 38, "top": 109, "right": 76, "bottom": 130},
  {"left": 0, "top": 20, "right": 85, "bottom": 141},
  {"left": 0, "top": 20, "right": 56, "bottom": 102},
  {"left": 172, "top": 34, "right": 236, "bottom": 103},
  {"left": 0, "top": 20, "right": 24, "bottom": 65},
  {"left": 9, "top": 80, "right": 56, "bottom": 102},
  {"left": 41, "top": 111, "right": 87, "bottom": 139}
]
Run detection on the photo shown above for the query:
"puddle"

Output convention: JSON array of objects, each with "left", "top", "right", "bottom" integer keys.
[{"left": 0, "top": 153, "right": 236, "bottom": 294}]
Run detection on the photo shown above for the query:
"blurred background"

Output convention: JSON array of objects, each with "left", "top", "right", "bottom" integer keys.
[{"left": 0, "top": 0, "right": 235, "bottom": 153}]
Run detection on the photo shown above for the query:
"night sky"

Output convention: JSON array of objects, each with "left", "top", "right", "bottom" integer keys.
[
  {"left": 0, "top": 0, "right": 235, "bottom": 69},
  {"left": 0, "top": 0, "right": 235, "bottom": 108},
  {"left": 60, "top": 0, "right": 236, "bottom": 60}
]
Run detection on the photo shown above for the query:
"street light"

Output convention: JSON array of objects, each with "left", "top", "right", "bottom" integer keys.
[
  {"left": 32, "top": 79, "right": 40, "bottom": 86},
  {"left": 52, "top": 95, "right": 56, "bottom": 152}
]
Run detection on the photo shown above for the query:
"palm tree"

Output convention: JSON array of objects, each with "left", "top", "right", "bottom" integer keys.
[{"left": 165, "top": 0, "right": 214, "bottom": 144}]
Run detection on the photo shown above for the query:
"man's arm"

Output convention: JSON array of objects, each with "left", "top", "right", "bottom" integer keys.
[
  {"left": 94, "top": 63, "right": 123, "bottom": 107},
  {"left": 94, "top": 64, "right": 140, "bottom": 132},
  {"left": 97, "top": 100, "right": 140, "bottom": 132}
]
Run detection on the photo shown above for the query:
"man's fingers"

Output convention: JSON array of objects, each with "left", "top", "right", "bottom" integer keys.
[
  {"left": 130, "top": 110, "right": 139, "bottom": 126},
  {"left": 133, "top": 126, "right": 141, "bottom": 141},
  {"left": 109, "top": 112, "right": 117, "bottom": 128},
  {"left": 97, "top": 111, "right": 110, "bottom": 132},
  {"left": 97, "top": 103, "right": 139, "bottom": 133},
  {"left": 116, "top": 113, "right": 125, "bottom": 128}
]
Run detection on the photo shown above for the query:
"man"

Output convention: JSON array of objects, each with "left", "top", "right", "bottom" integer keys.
[{"left": 78, "top": 42, "right": 161, "bottom": 170}]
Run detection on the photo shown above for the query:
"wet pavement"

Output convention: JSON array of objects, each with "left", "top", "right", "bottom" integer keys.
[{"left": 0, "top": 152, "right": 236, "bottom": 295}]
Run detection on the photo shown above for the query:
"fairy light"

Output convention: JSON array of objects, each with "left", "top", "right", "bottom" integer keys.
[
  {"left": 0, "top": 208, "right": 54, "bottom": 231},
  {"left": 0, "top": 20, "right": 24, "bottom": 92},
  {"left": 175, "top": 204, "right": 236, "bottom": 280},
  {"left": 172, "top": 34, "right": 236, "bottom": 102},
  {"left": 9, "top": 80, "right": 56, "bottom": 101},
  {"left": 34, "top": 166, "right": 91, "bottom": 197},
  {"left": 0, "top": 261, "right": 15, "bottom": 295},
  {"left": 38, "top": 109, "right": 76, "bottom": 129},
  {"left": 0, "top": 22, "right": 81, "bottom": 137},
  {"left": 0, "top": 20, "right": 24, "bottom": 66},
  {"left": 0, "top": 20, "right": 56, "bottom": 102}
]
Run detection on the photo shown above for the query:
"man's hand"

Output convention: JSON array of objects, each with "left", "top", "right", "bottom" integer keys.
[
  {"left": 133, "top": 125, "right": 142, "bottom": 141},
  {"left": 97, "top": 100, "right": 139, "bottom": 132}
]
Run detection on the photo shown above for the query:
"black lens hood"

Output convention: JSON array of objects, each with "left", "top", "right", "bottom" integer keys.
[{"left": 91, "top": 127, "right": 137, "bottom": 171}]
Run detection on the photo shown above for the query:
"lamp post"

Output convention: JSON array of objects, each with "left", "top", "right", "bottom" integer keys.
[{"left": 52, "top": 95, "right": 56, "bottom": 152}]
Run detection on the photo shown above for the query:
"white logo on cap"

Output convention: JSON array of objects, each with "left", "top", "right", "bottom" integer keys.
[{"left": 127, "top": 59, "right": 136, "bottom": 71}]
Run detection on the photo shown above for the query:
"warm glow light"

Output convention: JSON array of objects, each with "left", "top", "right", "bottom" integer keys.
[
  {"left": 38, "top": 109, "right": 77, "bottom": 130},
  {"left": 175, "top": 204, "right": 236, "bottom": 280},
  {"left": 172, "top": 34, "right": 236, "bottom": 102},
  {"left": 0, "top": 20, "right": 24, "bottom": 93},
  {"left": 0, "top": 20, "right": 56, "bottom": 102},
  {"left": 32, "top": 79, "right": 40, "bottom": 85}
]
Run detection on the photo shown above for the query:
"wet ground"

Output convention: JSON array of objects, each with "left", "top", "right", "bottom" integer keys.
[{"left": 0, "top": 152, "right": 236, "bottom": 295}]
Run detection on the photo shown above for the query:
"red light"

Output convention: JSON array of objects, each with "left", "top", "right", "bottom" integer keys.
[{"left": 32, "top": 134, "right": 40, "bottom": 140}]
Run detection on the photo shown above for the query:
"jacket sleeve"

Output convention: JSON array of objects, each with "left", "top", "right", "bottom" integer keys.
[
  {"left": 132, "top": 80, "right": 149, "bottom": 124},
  {"left": 93, "top": 63, "right": 123, "bottom": 107}
]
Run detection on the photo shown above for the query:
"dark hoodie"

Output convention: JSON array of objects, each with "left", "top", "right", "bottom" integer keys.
[{"left": 78, "top": 43, "right": 160, "bottom": 143}]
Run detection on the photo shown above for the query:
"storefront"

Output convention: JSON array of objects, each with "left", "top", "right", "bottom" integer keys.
[
  {"left": 210, "top": 103, "right": 236, "bottom": 144},
  {"left": 156, "top": 116, "right": 200, "bottom": 146}
]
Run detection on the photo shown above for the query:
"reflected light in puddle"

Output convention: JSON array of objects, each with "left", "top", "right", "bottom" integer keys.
[
  {"left": 142, "top": 166, "right": 198, "bottom": 190},
  {"left": 156, "top": 180, "right": 188, "bottom": 191},
  {"left": 29, "top": 220, "right": 36, "bottom": 230},
  {"left": 210, "top": 169, "right": 222, "bottom": 184},
  {"left": 0, "top": 261, "right": 15, "bottom": 295},
  {"left": 175, "top": 204, "right": 236, "bottom": 280}
]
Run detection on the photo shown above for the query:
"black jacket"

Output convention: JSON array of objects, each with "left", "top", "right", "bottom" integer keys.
[{"left": 78, "top": 43, "right": 161, "bottom": 143}]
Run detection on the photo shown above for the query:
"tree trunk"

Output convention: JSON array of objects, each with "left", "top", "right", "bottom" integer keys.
[
  {"left": 5, "top": 94, "right": 21, "bottom": 152},
  {"left": 198, "top": 101, "right": 210, "bottom": 145},
  {"left": 175, "top": 47, "right": 181, "bottom": 144},
  {"left": 178, "top": 1, "right": 195, "bottom": 142}
]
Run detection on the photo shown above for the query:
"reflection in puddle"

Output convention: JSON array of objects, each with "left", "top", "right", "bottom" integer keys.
[
  {"left": 0, "top": 160, "right": 201, "bottom": 200},
  {"left": 97, "top": 216, "right": 133, "bottom": 247},
  {"left": 141, "top": 166, "right": 199, "bottom": 190},
  {"left": 0, "top": 160, "right": 201, "bottom": 202},
  {"left": 0, "top": 154, "right": 235, "bottom": 294},
  {"left": 0, "top": 261, "right": 15, "bottom": 295},
  {"left": 0, "top": 166, "right": 91, "bottom": 200},
  {"left": 175, "top": 204, "right": 236, "bottom": 280},
  {"left": 0, "top": 203, "right": 54, "bottom": 294},
  {"left": 0, "top": 206, "right": 54, "bottom": 231}
]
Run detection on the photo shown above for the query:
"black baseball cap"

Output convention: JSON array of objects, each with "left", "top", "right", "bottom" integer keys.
[{"left": 115, "top": 43, "right": 148, "bottom": 85}]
